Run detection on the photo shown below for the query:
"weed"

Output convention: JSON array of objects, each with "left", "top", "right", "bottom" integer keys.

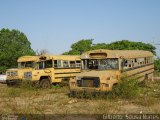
[
  {"left": 19, "top": 80, "right": 38, "bottom": 90},
  {"left": 51, "top": 84, "right": 60, "bottom": 89},
  {"left": 109, "top": 77, "right": 140, "bottom": 99}
]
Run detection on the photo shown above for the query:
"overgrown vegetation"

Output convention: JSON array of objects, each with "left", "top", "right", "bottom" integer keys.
[
  {"left": 109, "top": 77, "right": 140, "bottom": 99},
  {"left": 155, "top": 57, "right": 160, "bottom": 72}
]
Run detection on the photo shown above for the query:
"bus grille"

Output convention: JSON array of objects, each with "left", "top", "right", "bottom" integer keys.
[{"left": 77, "top": 77, "right": 100, "bottom": 88}]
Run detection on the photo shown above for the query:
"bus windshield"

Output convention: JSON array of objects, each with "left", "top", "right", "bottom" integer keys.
[
  {"left": 83, "top": 59, "right": 119, "bottom": 70},
  {"left": 18, "top": 61, "right": 34, "bottom": 68}
]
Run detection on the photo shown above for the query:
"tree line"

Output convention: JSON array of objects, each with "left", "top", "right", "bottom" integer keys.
[
  {"left": 63, "top": 39, "right": 156, "bottom": 55},
  {"left": 0, "top": 28, "right": 159, "bottom": 73}
]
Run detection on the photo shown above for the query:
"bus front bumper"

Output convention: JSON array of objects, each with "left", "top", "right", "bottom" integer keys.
[{"left": 6, "top": 79, "right": 22, "bottom": 86}]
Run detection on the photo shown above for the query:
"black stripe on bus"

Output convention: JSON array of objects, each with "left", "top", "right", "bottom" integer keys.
[
  {"left": 54, "top": 67, "right": 81, "bottom": 69},
  {"left": 55, "top": 72, "right": 80, "bottom": 75},
  {"left": 55, "top": 77, "right": 74, "bottom": 79},
  {"left": 134, "top": 71, "right": 154, "bottom": 80},
  {"left": 127, "top": 68, "right": 154, "bottom": 78},
  {"left": 122, "top": 63, "right": 154, "bottom": 72}
]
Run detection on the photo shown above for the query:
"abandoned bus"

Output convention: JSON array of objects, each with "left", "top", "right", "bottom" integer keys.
[
  {"left": 6, "top": 56, "right": 39, "bottom": 86},
  {"left": 25, "top": 55, "right": 81, "bottom": 88},
  {"left": 69, "top": 49, "right": 154, "bottom": 93}
]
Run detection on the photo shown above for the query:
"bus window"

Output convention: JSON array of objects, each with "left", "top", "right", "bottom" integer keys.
[
  {"left": 135, "top": 59, "right": 137, "bottom": 63},
  {"left": 70, "top": 61, "right": 76, "bottom": 67},
  {"left": 76, "top": 61, "right": 81, "bottom": 67},
  {"left": 38, "top": 62, "right": 44, "bottom": 69},
  {"left": 124, "top": 60, "right": 128, "bottom": 67},
  {"left": 122, "top": 59, "right": 132, "bottom": 69},
  {"left": 45, "top": 60, "right": 52, "bottom": 68},
  {"left": 63, "top": 61, "right": 69, "bottom": 68},
  {"left": 54, "top": 60, "right": 62, "bottom": 68},
  {"left": 18, "top": 61, "right": 33, "bottom": 68}
]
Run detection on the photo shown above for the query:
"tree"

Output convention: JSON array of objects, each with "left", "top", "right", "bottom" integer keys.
[
  {"left": 155, "top": 58, "right": 160, "bottom": 72},
  {"left": 63, "top": 39, "right": 93, "bottom": 55},
  {"left": 0, "top": 28, "right": 35, "bottom": 72},
  {"left": 107, "top": 40, "right": 156, "bottom": 55},
  {"left": 63, "top": 39, "right": 156, "bottom": 55}
]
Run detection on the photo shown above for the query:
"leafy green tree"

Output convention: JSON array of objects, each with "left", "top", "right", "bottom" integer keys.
[
  {"left": 155, "top": 58, "right": 160, "bottom": 72},
  {"left": 109, "top": 40, "right": 156, "bottom": 54},
  {"left": 92, "top": 40, "right": 156, "bottom": 55},
  {"left": 0, "top": 28, "right": 35, "bottom": 72},
  {"left": 63, "top": 39, "right": 93, "bottom": 55},
  {"left": 63, "top": 39, "right": 156, "bottom": 55},
  {"left": 91, "top": 43, "right": 109, "bottom": 50}
]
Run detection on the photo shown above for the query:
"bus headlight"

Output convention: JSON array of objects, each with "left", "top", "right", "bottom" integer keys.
[
  {"left": 24, "top": 72, "right": 32, "bottom": 79},
  {"left": 6, "top": 71, "right": 18, "bottom": 76}
]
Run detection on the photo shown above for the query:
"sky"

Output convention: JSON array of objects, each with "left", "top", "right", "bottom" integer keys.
[{"left": 0, "top": 0, "right": 160, "bottom": 56}]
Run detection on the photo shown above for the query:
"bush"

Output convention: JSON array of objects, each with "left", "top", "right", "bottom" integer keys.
[
  {"left": 19, "top": 81, "right": 35, "bottom": 89},
  {"left": 155, "top": 58, "right": 160, "bottom": 72},
  {"left": 110, "top": 77, "right": 140, "bottom": 99}
]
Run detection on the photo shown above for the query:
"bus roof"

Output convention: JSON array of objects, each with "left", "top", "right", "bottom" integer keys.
[
  {"left": 38, "top": 55, "right": 80, "bottom": 61},
  {"left": 81, "top": 49, "right": 154, "bottom": 59},
  {"left": 17, "top": 56, "right": 39, "bottom": 62}
]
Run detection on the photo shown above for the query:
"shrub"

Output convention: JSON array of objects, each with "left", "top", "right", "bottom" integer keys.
[
  {"left": 155, "top": 58, "right": 160, "bottom": 72},
  {"left": 110, "top": 77, "right": 140, "bottom": 99}
]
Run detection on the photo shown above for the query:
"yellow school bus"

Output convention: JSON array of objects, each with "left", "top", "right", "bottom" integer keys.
[
  {"left": 24, "top": 55, "right": 81, "bottom": 88},
  {"left": 6, "top": 56, "right": 39, "bottom": 86},
  {"left": 69, "top": 49, "right": 154, "bottom": 93}
]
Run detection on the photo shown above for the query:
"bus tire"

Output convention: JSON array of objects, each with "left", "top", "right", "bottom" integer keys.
[{"left": 40, "top": 79, "right": 51, "bottom": 89}]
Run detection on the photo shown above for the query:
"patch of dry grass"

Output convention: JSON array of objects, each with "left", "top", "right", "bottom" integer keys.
[{"left": 0, "top": 75, "right": 160, "bottom": 115}]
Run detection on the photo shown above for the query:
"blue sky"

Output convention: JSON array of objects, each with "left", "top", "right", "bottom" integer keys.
[{"left": 0, "top": 0, "right": 160, "bottom": 56}]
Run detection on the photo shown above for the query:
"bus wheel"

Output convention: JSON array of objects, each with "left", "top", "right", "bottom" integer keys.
[{"left": 40, "top": 79, "right": 51, "bottom": 89}]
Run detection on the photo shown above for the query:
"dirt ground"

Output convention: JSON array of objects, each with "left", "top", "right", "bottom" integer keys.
[
  {"left": 0, "top": 74, "right": 160, "bottom": 120},
  {"left": 0, "top": 81, "right": 160, "bottom": 116}
]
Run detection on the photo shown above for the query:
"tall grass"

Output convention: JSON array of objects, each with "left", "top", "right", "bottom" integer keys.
[{"left": 109, "top": 77, "right": 140, "bottom": 99}]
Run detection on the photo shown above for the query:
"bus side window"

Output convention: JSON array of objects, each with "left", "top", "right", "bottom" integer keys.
[
  {"left": 144, "top": 58, "right": 146, "bottom": 64},
  {"left": 124, "top": 59, "right": 132, "bottom": 68},
  {"left": 135, "top": 59, "right": 137, "bottom": 63},
  {"left": 54, "top": 60, "right": 62, "bottom": 68},
  {"left": 76, "top": 61, "right": 81, "bottom": 67},
  {"left": 54, "top": 60, "right": 58, "bottom": 67},
  {"left": 150, "top": 57, "right": 152, "bottom": 63},
  {"left": 70, "top": 61, "right": 76, "bottom": 68},
  {"left": 63, "top": 61, "right": 69, "bottom": 68},
  {"left": 125, "top": 60, "right": 128, "bottom": 67},
  {"left": 122, "top": 59, "right": 129, "bottom": 70},
  {"left": 45, "top": 60, "right": 53, "bottom": 68},
  {"left": 39, "top": 62, "right": 44, "bottom": 69}
]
